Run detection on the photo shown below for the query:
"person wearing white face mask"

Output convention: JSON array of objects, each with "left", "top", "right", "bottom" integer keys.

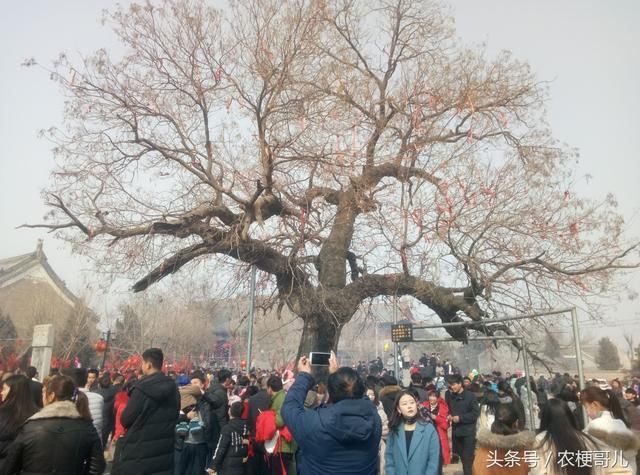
[
  {"left": 581, "top": 386, "right": 640, "bottom": 475},
  {"left": 385, "top": 390, "right": 440, "bottom": 475}
]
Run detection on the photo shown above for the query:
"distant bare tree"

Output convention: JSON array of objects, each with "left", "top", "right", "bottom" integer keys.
[
  {"left": 56, "top": 301, "right": 100, "bottom": 366},
  {"left": 115, "top": 288, "right": 215, "bottom": 360},
  {"left": 23, "top": 0, "right": 639, "bottom": 359},
  {"left": 624, "top": 334, "right": 634, "bottom": 368},
  {"left": 0, "top": 309, "right": 17, "bottom": 360}
]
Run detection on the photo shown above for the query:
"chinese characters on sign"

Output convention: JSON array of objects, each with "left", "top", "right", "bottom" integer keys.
[{"left": 486, "top": 450, "right": 630, "bottom": 469}]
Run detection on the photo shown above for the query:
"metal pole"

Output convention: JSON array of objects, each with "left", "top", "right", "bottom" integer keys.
[
  {"left": 412, "top": 307, "right": 575, "bottom": 330},
  {"left": 375, "top": 319, "right": 379, "bottom": 360},
  {"left": 393, "top": 297, "right": 400, "bottom": 379},
  {"left": 246, "top": 265, "right": 257, "bottom": 372},
  {"left": 571, "top": 307, "right": 588, "bottom": 427},
  {"left": 521, "top": 339, "right": 536, "bottom": 430},
  {"left": 412, "top": 336, "right": 522, "bottom": 343},
  {"left": 101, "top": 329, "right": 111, "bottom": 370}
]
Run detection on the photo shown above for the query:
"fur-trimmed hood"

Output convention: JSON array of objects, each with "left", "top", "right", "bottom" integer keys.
[
  {"left": 27, "top": 400, "right": 81, "bottom": 421},
  {"left": 476, "top": 428, "right": 536, "bottom": 450},
  {"left": 379, "top": 385, "right": 401, "bottom": 400},
  {"left": 586, "top": 427, "right": 640, "bottom": 452}
]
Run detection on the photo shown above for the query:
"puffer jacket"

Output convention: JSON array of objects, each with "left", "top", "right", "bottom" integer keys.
[
  {"left": 80, "top": 388, "right": 104, "bottom": 438},
  {"left": 531, "top": 430, "right": 633, "bottom": 475},
  {"left": 3, "top": 400, "right": 105, "bottom": 475},
  {"left": 282, "top": 372, "right": 381, "bottom": 475},
  {"left": 0, "top": 406, "right": 39, "bottom": 471},
  {"left": 472, "top": 428, "right": 535, "bottom": 475},
  {"left": 209, "top": 418, "right": 248, "bottom": 475},
  {"left": 204, "top": 382, "right": 229, "bottom": 447},
  {"left": 111, "top": 371, "right": 179, "bottom": 475},
  {"left": 376, "top": 402, "right": 389, "bottom": 475}
]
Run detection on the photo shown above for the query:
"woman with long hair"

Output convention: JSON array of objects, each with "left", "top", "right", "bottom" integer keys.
[
  {"left": 0, "top": 375, "right": 39, "bottom": 470},
  {"left": 473, "top": 402, "right": 535, "bottom": 475},
  {"left": 477, "top": 389, "right": 500, "bottom": 434},
  {"left": 422, "top": 389, "right": 451, "bottom": 470},
  {"left": 611, "top": 379, "right": 624, "bottom": 398},
  {"left": 557, "top": 386, "right": 586, "bottom": 430},
  {"left": 516, "top": 377, "right": 540, "bottom": 430},
  {"left": 531, "top": 398, "right": 628, "bottom": 475},
  {"left": 581, "top": 386, "right": 640, "bottom": 474},
  {"left": 498, "top": 380, "right": 526, "bottom": 430},
  {"left": 3, "top": 374, "right": 105, "bottom": 474},
  {"left": 385, "top": 390, "right": 440, "bottom": 475},
  {"left": 366, "top": 385, "right": 389, "bottom": 475}
]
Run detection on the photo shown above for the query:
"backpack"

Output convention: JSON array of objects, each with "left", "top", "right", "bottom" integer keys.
[{"left": 255, "top": 409, "right": 277, "bottom": 444}]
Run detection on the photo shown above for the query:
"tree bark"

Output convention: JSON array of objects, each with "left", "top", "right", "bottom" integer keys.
[{"left": 296, "top": 313, "right": 343, "bottom": 358}]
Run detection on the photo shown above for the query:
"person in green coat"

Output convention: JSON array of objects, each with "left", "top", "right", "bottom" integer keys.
[{"left": 267, "top": 375, "right": 296, "bottom": 474}]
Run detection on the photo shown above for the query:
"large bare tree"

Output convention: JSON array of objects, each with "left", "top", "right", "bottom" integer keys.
[{"left": 24, "top": 0, "right": 638, "bottom": 359}]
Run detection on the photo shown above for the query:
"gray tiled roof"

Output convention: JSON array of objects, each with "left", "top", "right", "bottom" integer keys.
[{"left": 0, "top": 241, "right": 78, "bottom": 306}]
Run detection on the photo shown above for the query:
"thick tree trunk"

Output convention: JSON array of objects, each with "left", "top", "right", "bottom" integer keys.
[
  {"left": 296, "top": 314, "right": 343, "bottom": 359},
  {"left": 317, "top": 195, "right": 356, "bottom": 288},
  {"left": 295, "top": 314, "right": 344, "bottom": 383}
]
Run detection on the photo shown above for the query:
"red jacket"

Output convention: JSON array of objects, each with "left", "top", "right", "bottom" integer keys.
[
  {"left": 422, "top": 397, "right": 451, "bottom": 465},
  {"left": 113, "top": 390, "right": 130, "bottom": 442}
]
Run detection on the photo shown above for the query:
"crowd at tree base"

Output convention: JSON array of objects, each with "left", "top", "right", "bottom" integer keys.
[{"left": 0, "top": 347, "right": 639, "bottom": 475}]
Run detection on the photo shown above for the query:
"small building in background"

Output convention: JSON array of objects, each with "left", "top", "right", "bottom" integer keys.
[{"left": 0, "top": 240, "right": 98, "bottom": 367}]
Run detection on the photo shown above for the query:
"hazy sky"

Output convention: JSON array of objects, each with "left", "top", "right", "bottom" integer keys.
[{"left": 1, "top": 1, "right": 638, "bottom": 345}]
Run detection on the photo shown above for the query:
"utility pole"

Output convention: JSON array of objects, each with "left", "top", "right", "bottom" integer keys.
[{"left": 246, "top": 265, "right": 257, "bottom": 371}]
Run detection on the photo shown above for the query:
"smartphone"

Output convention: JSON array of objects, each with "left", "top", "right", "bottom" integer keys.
[{"left": 309, "top": 352, "right": 331, "bottom": 366}]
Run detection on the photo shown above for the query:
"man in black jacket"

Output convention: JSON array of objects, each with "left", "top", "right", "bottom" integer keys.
[
  {"left": 26, "top": 366, "right": 43, "bottom": 408},
  {"left": 445, "top": 374, "right": 479, "bottom": 475},
  {"left": 112, "top": 348, "right": 180, "bottom": 475},
  {"left": 208, "top": 401, "right": 248, "bottom": 475},
  {"left": 247, "top": 376, "right": 270, "bottom": 475},
  {"left": 205, "top": 369, "right": 232, "bottom": 451},
  {"left": 97, "top": 372, "right": 120, "bottom": 446}
]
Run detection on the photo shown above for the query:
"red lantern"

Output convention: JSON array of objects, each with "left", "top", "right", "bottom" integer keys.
[{"left": 95, "top": 338, "right": 107, "bottom": 353}]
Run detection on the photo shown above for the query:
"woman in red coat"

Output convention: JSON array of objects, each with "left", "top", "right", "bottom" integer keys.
[{"left": 422, "top": 390, "right": 451, "bottom": 469}]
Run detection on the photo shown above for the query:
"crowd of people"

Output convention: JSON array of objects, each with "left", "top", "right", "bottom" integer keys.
[{"left": 0, "top": 349, "right": 639, "bottom": 475}]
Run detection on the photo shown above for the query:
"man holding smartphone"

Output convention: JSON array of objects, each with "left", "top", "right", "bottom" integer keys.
[{"left": 281, "top": 351, "right": 381, "bottom": 475}]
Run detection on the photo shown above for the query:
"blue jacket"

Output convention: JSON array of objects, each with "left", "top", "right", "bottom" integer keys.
[
  {"left": 385, "top": 421, "right": 440, "bottom": 475},
  {"left": 282, "top": 372, "right": 381, "bottom": 475}
]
